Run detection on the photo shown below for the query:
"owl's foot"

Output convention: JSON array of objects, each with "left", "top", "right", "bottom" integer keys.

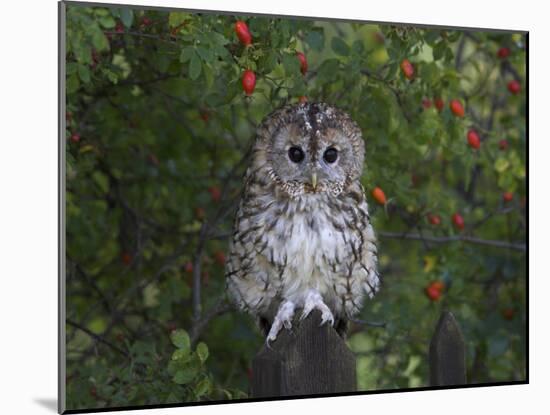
[
  {"left": 300, "top": 289, "right": 334, "bottom": 326},
  {"left": 266, "top": 300, "right": 295, "bottom": 345}
]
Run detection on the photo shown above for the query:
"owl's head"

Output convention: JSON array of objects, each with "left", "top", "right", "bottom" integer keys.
[{"left": 254, "top": 102, "right": 365, "bottom": 197}]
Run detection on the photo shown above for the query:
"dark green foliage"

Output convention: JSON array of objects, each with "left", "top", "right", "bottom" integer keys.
[{"left": 65, "top": 4, "right": 526, "bottom": 410}]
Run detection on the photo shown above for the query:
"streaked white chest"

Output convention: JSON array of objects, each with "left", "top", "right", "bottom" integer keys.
[{"left": 266, "top": 200, "right": 347, "bottom": 301}]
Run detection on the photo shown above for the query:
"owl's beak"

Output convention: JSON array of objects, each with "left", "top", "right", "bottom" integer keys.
[{"left": 311, "top": 173, "right": 318, "bottom": 190}]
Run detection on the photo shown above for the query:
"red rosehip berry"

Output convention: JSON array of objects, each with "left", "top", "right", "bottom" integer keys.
[
  {"left": 449, "top": 99, "right": 465, "bottom": 117},
  {"left": 400, "top": 58, "right": 415, "bottom": 80},
  {"left": 194, "top": 207, "right": 205, "bottom": 220},
  {"left": 242, "top": 70, "right": 256, "bottom": 95},
  {"left": 208, "top": 186, "right": 221, "bottom": 203},
  {"left": 507, "top": 80, "right": 521, "bottom": 95},
  {"left": 91, "top": 49, "right": 99, "bottom": 69},
  {"left": 422, "top": 98, "right": 432, "bottom": 109},
  {"left": 183, "top": 261, "right": 193, "bottom": 273},
  {"left": 467, "top": 129, "right": 481, "bottom": 150},
  {"left": 202, "top": 270, "right": 210, "bottom": 285},
  {"left": 502, "top": 308, "right": 515, "bottom": 320},
  {"left": 373, "top": 32, "right": 385, "bottom": 45},
  {"left": 434, "top": 97, "right": 445, "bottom": 112},
  {"left": 411, "top": 173, "right": 420, "bottom": 187},
  {"left": 497, "top": 47, "right": 511, "bottom": 59},
  {"left": 452, "top": 213, "right": 465, "bottom": 231},
  {"left": 214, "top": 251, "right": 226, "bottom": 266},
  {"left": 427, "top": 213, "right": 441, "bottom": 226},
  {"left": 199, "top": 109, "right": 209, "bottom": 122},
  {"left": 121, "top": 252, "right": 132, "bottom": 265},
  {"left": 70, "top": 133, "right": 80, "bottom": 143},
  {"left": 425, "top": 281, "right": 444, "bottom": 301},
  {"left": 371, "top": 187, "right": 387, "bottom": 205},
  {"left": 503, "top": 192, "right": 514, "bottom": 203},
  {"left": 499, "top": 139, "right": 509, "bottom": 151},
  {"left": 148, "top": 153, "right": 159, "bottom": 166},
  {"left": 115, "top": 22, "right": 124, "bottom": 33},
  {"left": 296, "top": 52, "right": 308, "bottom": 75},
  {"left": 234, "top": 21, "right": 252, "bottom": 46},
  {"left": 140, "top": 17, "right": 152, "bottom": 27}
]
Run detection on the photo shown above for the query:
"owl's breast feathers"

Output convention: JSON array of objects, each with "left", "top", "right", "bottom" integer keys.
[{"left": 226, "top": 176, "right": 380, "bottom": 320}]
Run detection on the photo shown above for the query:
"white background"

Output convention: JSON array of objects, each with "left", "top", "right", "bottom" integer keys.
[{"left": 0, "top": 0, "right": 545, "bottom": 413}]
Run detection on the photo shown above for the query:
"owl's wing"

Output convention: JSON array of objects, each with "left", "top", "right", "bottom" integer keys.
[
  {"left": 225, "top": 177, "right": 281, "bottom": 317},
  {"left": 332, "top": 182, "right": 380, "bottom": 319}
]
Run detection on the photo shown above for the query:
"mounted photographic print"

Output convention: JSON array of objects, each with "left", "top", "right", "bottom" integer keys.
[{"left": 59, "top": 1, "right": 528, "bottom": 413}]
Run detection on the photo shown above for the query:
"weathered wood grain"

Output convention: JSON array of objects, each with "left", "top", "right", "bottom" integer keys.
[
  {"left": 429, "top": 311, "right": 467, "bottom": 386},
  {"left": 251, "top": 310, "right": 356, "bottom": 398}
]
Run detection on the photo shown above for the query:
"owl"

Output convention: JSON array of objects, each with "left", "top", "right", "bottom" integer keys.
[{"left": 225, "top": 102, "right": 380, "bottom": 343}]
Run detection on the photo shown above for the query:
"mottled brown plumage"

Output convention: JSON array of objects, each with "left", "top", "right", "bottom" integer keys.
[{"left": 226, "top": 103, "right": 380, "bottom": 342}]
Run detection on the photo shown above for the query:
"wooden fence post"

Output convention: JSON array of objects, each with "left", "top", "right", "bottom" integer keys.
[
  {"left": 251, "top": 310, "right": 356, "bottom": 398},
  {"left": 429, "top": 311, "right": 467, "bottom": 386}
]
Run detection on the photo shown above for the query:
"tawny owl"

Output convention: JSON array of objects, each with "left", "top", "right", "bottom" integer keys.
[{"left": 225, "top": 102, "right": 379, "bottom": 343}]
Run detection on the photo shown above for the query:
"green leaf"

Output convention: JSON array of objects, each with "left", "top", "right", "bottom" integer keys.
[
  {"left": 195, "top": 378, "right": 211, "bottom": 397},
  {"left": 196, "top": 342, "right": 209, "bottom": 363},
  {"left": 351, "top": 40, "right": 364, "bottom": 55},
  {"left": 171, "top": 348, "right": 191, "bottom": 362},
  {"left": 168, "top": 12, "right": 188, "bottom": 28},
  {"left": 203, "top": 64, "right": 214, "bottom": 88},
  {"left": 172, "top": 369, "right": 196, "bottom": 385},
  {"left": 170, "top": 329, "right": 190, "bottom": 350},
  {"left": 167, "top": 360, "right": 179, "bottom": 376},
  {"left": 432, "top": 40, "right": 448, "bottom": 61},
  {"left": 305, "top": 29, "right": 324, "bottom": 52},
  {"left": 92, "top": 171, "right": 109, "bottom": 193},
  {"left": 98, "top": 15, "right": 116, "bottom": 29},
  {"left": 189, "top": 53, "right": 202, "bottom": 80},
  {"left": 317, "top": 58, "right": 340, "bottom": 81},
  {"left": 260, "top": 51, "right": 278, "bottom": 74},
  {"left": 180, "top": 47, "right": 195, "bottom": 63},
  {"left": 66, "top": 63, "right": 78, "bottom": 75},
  {"left": 101, "top": 67, "right": 119, "bottom": 84},
  {"left": 282, "top": 53, "right": 300, "bottom": 76},
  {"left": 119, "top": 8, "right": 134, "bottom": 28},
  {"left": 143, "top": 284, "right": 159, "bottom": 307},
  {"left": 196, "top": 47, "right": 213, "bottom": 63},
  {"left": 92, "top": 30, "right": 110, "bottom": 52},
  {"left": 165, "top": 392, "right": 180, "bottom": 404},
  {"left": 488, "top": 336, "right": 509, "bottom": 357},
  {"left": 75, "top": 44, "right": 92, "bottom": 65},
  {"left": 208, "top": 31, "right": 229, "bottom": 46},
  {"left": 77, "top": 64, "right": 91, "bottom": 84},
  {"left": 494, "top": 157, "right": 510, "bottom": 173},
  {"left": 66, "top": 73, "right": 80, "bottom": 94},
  {"left": 331, "top": 37, "right": 350, "bottom": 56}
]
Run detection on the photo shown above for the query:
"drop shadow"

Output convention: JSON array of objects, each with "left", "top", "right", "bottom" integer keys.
[{"left": 34, "top": 398, "right": 57, "bottom": 413}]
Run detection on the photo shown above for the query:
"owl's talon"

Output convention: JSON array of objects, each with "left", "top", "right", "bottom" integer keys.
[
  {"left": 266, "top": 300, "right": 295, "bottom": 344},
  {"left": 302, "top": 289, "right": 334, "bottom": 326},
  {"left": 319, "top": 312, "right": 335, "bottom": 327},
  {"left": 300, "top": 305, "right": 314, "bottom": 321}
]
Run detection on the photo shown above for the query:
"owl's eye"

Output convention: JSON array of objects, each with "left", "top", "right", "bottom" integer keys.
[
  {"left": 288, "top": 146, "right": 305, "bottom": 163},
  {"left": 323, "top": 147, "right": 338, "bottom": 163}
]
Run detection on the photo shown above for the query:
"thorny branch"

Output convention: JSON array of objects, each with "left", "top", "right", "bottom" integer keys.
[
  {"left": 67, "top": 319, "right": 129, "bottom": 358},
  {"left": 378, "top": 231, "right": 526, "bottom": 252}
]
